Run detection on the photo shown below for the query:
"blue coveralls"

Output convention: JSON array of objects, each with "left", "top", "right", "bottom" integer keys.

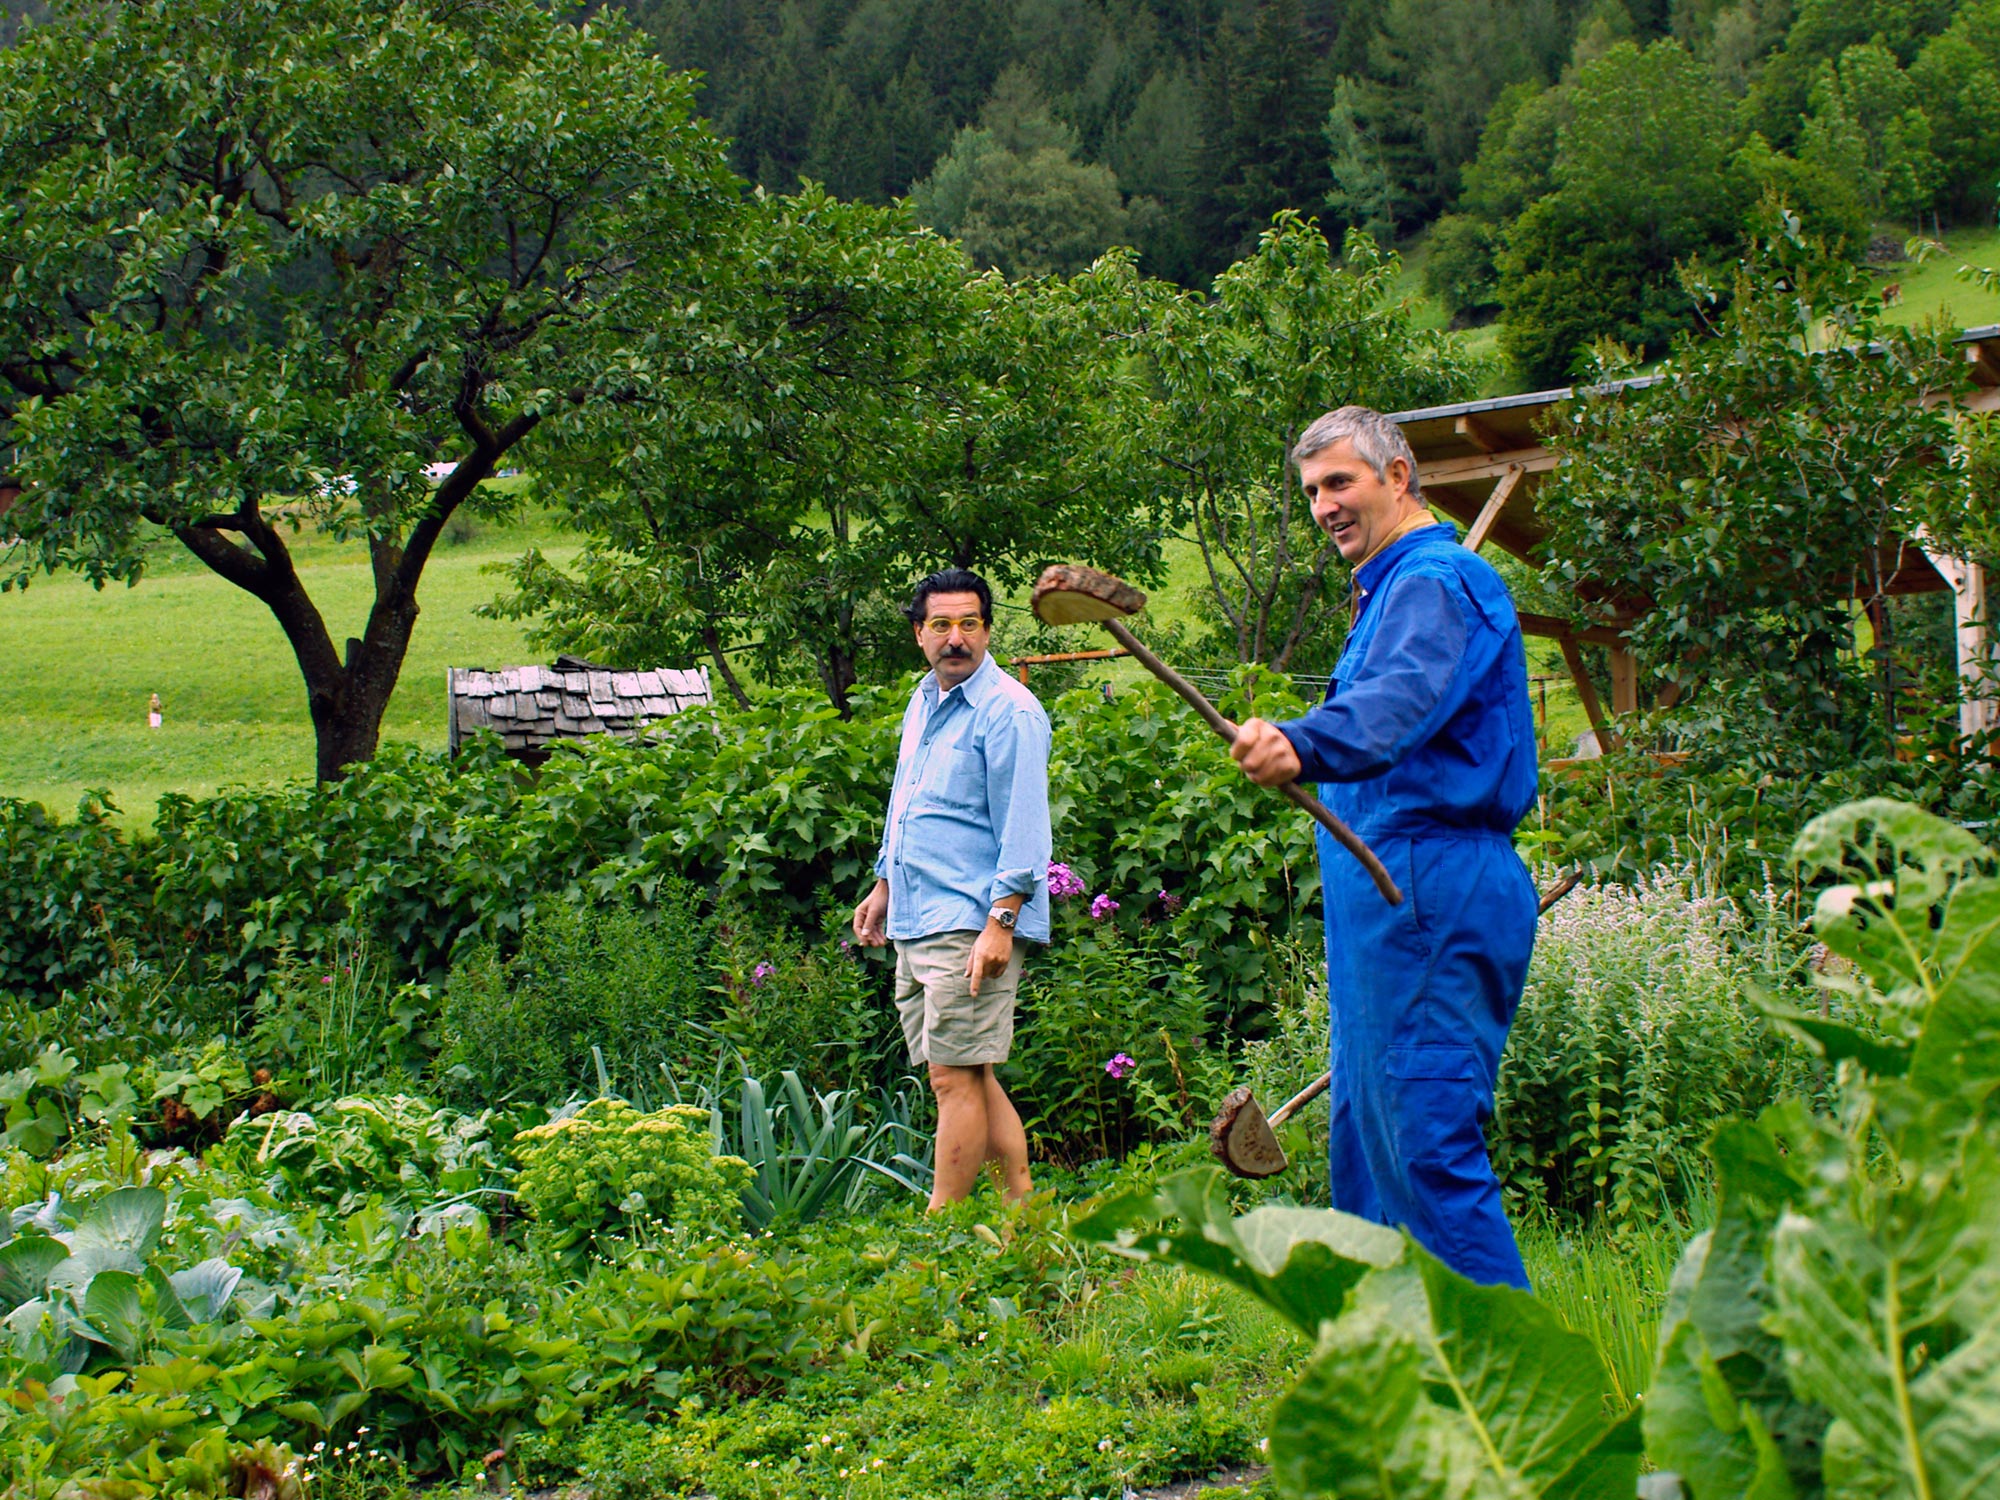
[{"left": 1275, "top": 522, "right": 1539, "bottom": 1288}]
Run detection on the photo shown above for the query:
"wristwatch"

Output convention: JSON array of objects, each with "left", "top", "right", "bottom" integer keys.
[{"left": 987, "top": 906, "right": 1018, "bottom": 930}]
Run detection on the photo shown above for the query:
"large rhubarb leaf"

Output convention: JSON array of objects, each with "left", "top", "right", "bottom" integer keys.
[
  {"left": 1644, "top": 1118, "right": 1825, "bottom": 1499},
  {"left": 1071, "top": 1166, "right": 1403, "bottom": 1336}
]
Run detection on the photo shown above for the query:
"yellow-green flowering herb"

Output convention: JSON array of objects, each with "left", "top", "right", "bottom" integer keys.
[{"left": 513, "top": 1100, "right": 751, "bottom": 1249}]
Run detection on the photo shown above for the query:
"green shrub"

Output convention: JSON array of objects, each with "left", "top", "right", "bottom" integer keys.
[
  {"left": 1422, "top": 213, "right": 1502, "bottom": 319},
  {"left": 248, "top": 941, "right": 441, "bottom": 1102},
  {"left": 1008, "top": 900, "right": 1229, "bottom": 1165},
  {"left": 1490, "top": 863, "right": 1816, "bottom": 1227},
  {"left": 441, "top": 883, "right": 712, "bottom": 1105},
  {"left": 709, "top": 910, "right": 895, "bottom": 1091},
  {"left": 512, "top": 1098, "right": 751, "bottom": 1251},
  {"left": 0, "top": 793, "right": 161, "bottom": 997},
  {"left": 212, "top": 1094, "right": 511, "bottom": 1219}
]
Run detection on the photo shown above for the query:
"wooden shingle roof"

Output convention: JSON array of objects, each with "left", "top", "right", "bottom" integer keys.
[{"left": 447, "top": 655, "right": 712, "bottom": 762}]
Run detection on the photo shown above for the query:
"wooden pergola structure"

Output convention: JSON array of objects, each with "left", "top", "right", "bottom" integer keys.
[{"left": 1389, "top": 324, "right": 2000, "bottom": 747}]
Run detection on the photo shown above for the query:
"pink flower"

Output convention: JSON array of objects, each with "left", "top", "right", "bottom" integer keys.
[
  {"left": 751, "top": 961, "right": 775, "bottom": 986},
  {"left": 1158, "top": 890, "right": 1183, "bottom": 913},
  {"left": 1048, "top": 862, "right": 1085, "bottom": 900},
  {"left": 320, "top": 975, "right": 334, "bottom": 986},
  {"left": 1105, "top": 1053, "right": 1136, "bottom": 1080},
  {"left": 1090, "top": 893, "right": 1120, "bottom": 921}
]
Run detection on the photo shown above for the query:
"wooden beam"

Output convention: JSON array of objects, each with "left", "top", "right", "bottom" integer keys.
[
  {"left": 1557, "top": 634, "right": 1618, "bottom": 751},
  {"left": 1518, "top": 612, "right": 1625, "bottom": 648},
  {"left": 1967, "top": 339, "right": 2000, "bottom": 388},
  {"left": 1463, "top": 464, "right": 1524, "bottom": 553},
  {"left": 1418, "top": 446, "right": 1557, "bottom": 488},
  {"left": 1453, "top": 413, "right": 1507, "bottom": 453}
]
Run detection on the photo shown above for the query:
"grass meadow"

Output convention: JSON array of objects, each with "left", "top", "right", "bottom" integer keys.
[
  {"left": 7, "top": 232, "right": 1986, "bottom": 822},
  {"left": 0, "top": 508, "right": 577, "bottom": 818}
]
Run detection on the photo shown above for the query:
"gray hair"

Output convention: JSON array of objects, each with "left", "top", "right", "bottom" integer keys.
[{"left": 1291, "top": 406, "right": 1421, "bottom": 499}]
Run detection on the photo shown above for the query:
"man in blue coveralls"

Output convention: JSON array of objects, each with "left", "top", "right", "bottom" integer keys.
[{"left": 1230, "top": 405, "right": 1539, "bottom": 1288}]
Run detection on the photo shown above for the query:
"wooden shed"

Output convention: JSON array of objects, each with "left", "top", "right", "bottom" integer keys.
[
  {"left": 1389, "top": 326, "right": 1999, "bottom": 745},
  {"left": 447, "top": 654, "right": 712, "bottom": 765}
]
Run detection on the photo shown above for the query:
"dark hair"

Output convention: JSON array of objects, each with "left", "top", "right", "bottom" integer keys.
[{"left": 906, "top": 568, "right": 993, "bottom": 626}]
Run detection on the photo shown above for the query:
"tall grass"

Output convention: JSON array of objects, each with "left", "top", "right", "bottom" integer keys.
[{"left": 1518, "top": 1199, "right": 1706, "bottom": 1411}]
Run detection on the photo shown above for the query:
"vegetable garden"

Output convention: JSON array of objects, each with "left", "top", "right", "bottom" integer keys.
[
  {"left": 6, "top": 3, "right": 2000, "bottom": 1493},
  {"left": 5, "top": 663, "right": 1997, "bottom": 1497}
]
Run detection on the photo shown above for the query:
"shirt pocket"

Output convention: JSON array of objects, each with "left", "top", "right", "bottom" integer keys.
[{"left": 923, "top": 746, "right": 987, "bottom": 812}]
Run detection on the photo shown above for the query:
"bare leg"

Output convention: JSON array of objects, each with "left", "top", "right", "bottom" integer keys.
[
  {"left": 981, "top": 1067, "right": 1032, "bottom": 1203},
  {"left": 928, "top": 1062, "right": 991, "bottom": 1209}
]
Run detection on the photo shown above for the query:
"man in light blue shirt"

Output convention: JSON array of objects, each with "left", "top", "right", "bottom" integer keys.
[{"left": 853, "top": 568, "right": 1052, "bottom": 1208}]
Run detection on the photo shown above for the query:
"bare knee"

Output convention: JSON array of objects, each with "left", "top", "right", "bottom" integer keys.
[{"left": 929, "top": 1062, "right": 985, "bottom": 1101}]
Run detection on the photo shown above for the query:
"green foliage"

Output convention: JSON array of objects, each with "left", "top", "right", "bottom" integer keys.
[
  {"left": 721, "top": 1071, "right": 930, "bottom": 1229},
  {"left": 512, "top": 1099, "right": 751, "bottom": 1252},
  {"left": 1646, "top": 799, "right": 2000, "bottom": 1496},
  {"left": 442, "top": 885, "right": 712, "bottom": 1106},
  {"left": 496, "top": 186, "right": 1163, "bottom": 714},
  {"left": 1491, "top": 865, "right": 1818, "bottom": 1228},
  {"left": 1798, "top": 42, "right": 1941, "bottom": 222},
  {"left": 0, "top": 794, "right": 156, "bottom": 994},
  {"left": 1539, "top": 222, "right": 1974, "bottom": 774},
  {"left": 1008, "top": 905, "right": 1230, "bottom": 1163},
  {"left": 1423, "top": 214, "right": 1504, "bottom": 321},
  {"left": 1120, "top": 217, "right": 1473, "bottom": 670},
  {"left": 1733, "top": 133, "right": 1872, "bottom": 254},
  {"left": 1912, "top": 0, "right": 2000, "bottom": 220},
  {"left": 1075, "top": 1167, "right": 1643, "bottom": 1497},
  {"left": 0, "top": 0, "right": 739, "bottom": 778},
  {"left": 913, "top": 70, "right": 1135, "bottom": 278},
  {"left": 1497, "top": 40, "right": 1747, "bottom": 385},
  {"left": 707, "top": 913, "right": 893, "bottom": 1091},
  {"left": 0, "top": 678, "right": 1333, "bottom": 1061},
  {"left": 212, "top": 1096, "right": 510, "bottom": 1221},
  {"left": 250, "top": 942, "right": 438, "bottom": 1103}
]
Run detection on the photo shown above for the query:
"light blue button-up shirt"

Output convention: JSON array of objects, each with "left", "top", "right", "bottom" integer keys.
[{"left": 874, "top": 652, "right": 1053, "bottom": 944}]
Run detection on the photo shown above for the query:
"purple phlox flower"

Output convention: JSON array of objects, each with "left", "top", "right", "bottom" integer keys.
[
  {"left": 1105, "top": 1053, "right": 1136, "bottom": 1080},
  {"left": 751, "top": 961, "right": 775, "bottom": 986},
  {"left": 1090, "top": 893, "right": 1120, "bottom": 921},
  {"left": 1157, "top": 889, "right": 1183, "bottom": 913},
  {"left": 1047, "top": 861, "right": 1086, "bottom": 900}
]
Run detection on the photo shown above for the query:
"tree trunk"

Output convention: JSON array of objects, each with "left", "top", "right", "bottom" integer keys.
[
  {"left": 701, "top": 622, "right": 753, "bottom": 710},
  {"left": 818, "top": 641, "right": 857, "bottom": 719},
  {"left": 171, "top": 441, "right": 515, "bottom": 781}
]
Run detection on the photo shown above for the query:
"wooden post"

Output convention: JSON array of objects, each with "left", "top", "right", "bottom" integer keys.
[
  {"left": 1608, "top": 647, "right": 1639, "bottom": 716},
  {"left": 1922, "top": 548, "right": 1996, "bottom": 740},
  {"left": 1558, "top": 635, "right": 1617, "bottom": 752}
]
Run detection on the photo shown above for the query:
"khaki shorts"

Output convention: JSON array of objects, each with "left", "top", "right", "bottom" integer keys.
[{"left": 893, "top": 929, "right": 1028, "bottom": 1067}]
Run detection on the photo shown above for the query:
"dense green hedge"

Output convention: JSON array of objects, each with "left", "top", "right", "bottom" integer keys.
[{"left": 0, "top": 673, "right": 1322, "bottom": 1015}]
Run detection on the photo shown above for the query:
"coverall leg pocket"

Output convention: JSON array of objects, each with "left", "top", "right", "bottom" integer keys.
[{"left": 1382, "top": 1043, "right": 1528, "bottom": 1290}]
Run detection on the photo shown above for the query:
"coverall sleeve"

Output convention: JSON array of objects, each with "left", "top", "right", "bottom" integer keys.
[
  {"left": 983, "top": 707, "right": 1053, "bottom": 906},
  {"left": 1277, "top": 574, "right": 1477, "bottom": 783}
]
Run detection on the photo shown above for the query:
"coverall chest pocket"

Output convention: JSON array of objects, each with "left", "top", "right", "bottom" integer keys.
[{"left": 1330, "top": 620, "right": 1375, "bottom": 696}]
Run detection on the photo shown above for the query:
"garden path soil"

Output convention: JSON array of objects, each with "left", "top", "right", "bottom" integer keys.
[{"left": 521, "top": 1462, "right": 1274, "bottom": 1499}]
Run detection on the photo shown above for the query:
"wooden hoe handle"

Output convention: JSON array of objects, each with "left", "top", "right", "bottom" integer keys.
[{"left": 1098, "top": 618, "right": 1403, "bottom": 907}]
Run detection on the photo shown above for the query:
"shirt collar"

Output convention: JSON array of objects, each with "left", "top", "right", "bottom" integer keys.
[
  {"left": 1354, "top": 521, "right": 1456, "bottom": 594},
  {"left": 922, "top": 650, "right": 1002, "bottom": 709}
]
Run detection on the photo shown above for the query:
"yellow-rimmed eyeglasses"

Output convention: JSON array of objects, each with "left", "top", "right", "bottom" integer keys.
[{"left": 921, "top": 615, "right": 987, "bottom": 637}]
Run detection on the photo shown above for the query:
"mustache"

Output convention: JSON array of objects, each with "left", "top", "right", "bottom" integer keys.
[{"left": 940, "top": 645, "right": 973, "bottom": 658}]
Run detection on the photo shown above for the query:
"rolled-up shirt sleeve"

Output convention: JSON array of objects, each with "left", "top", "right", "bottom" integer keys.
[
  {"left": 982, "top": 707, "right": 1053, "bottom": 906},
  {"left": 1278, "top": 574, "right": 1475, "bottom": 783}
]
